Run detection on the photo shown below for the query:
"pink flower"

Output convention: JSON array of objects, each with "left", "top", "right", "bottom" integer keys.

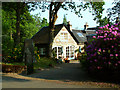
[
  {"left": 108, "top": 62, "right": 111, "bottom": 65},
  {"left": 115, "top": 63, "right": 118, "bottom": 66},
  {"left": 110, "top": 38, "right": 112, "bottom": 40},
  {"left": 112, "top": 46, "right": 114, "bottom": 48},
  {"left": 99, "top": 36, "right": 103, "bottom": 38},
  {"left": 115, "top": 54, "right": 118, "bottom": 57},
  {"left": 117, "top": 33, "right": 120, "bottom": 36},
  {"left": 94, "top": 59, "right": 97, "bottom": 62},
  {"left": 109, "top": 28, "right": 112, "bottom": 31},
  {"left": 103, "top": 50, "right": 105, "bottom": 52},
  {"left": 93, "top": 36, "right": 96, "bottom": 38},
  {"left": 106, "top": 24, "right": 109, "bottom": 26},
  {"left": 115, "top": 27, "right": 119, "bottom": 30},
  {"left": 110, "top": 54, "right": 113, "bottom": 56},
  {"left": 104, "top": 38, "right": 106, "bottom": 41},
  {"left": 103, "top": 26, "right": 105, "bottom": 28},
  {"left": 98, "top": 48, "right": 101, "bottom": 52},
  {"left": 99, "top": 27, "right": 103, "bottom": 29},
  {"left": 104, "top": 33, "right": 107, "bottom": 36},
  {"left": 113, "top": 38, "right": 116, "bottom": 40},
  {"left": 97, "top": 66, "right": 101, "bottom": 69},
  {"left": 107, "top": 38, "right": 109, "bottom": 40},
  {"left": 118, "top": 61, "right": 120, "bottom": 64}
]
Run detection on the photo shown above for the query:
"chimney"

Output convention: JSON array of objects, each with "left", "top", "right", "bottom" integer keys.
[
  {"left": 67, "top": 21, "right": 72, "bottom": 31},
  {"left": 84, "top": 22, "right": 89, "bottom": 30},
  {"left": 116, "top": 17, "right": 119, "bottom": 24}
]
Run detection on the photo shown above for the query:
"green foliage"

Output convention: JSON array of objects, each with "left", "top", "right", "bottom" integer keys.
[
  {"left": 79, "top": 52, "right": 87, "bottom": 69},
  {"left": 52, "top": 50, "right": 57, "bottom": 59},
  {"left": 2, "top": 3, "right": 49, "bottom": 63},
  {"left": 63, "top": 14, "right": 67, "bottom": 25},
  {"left": 32, "top": 14, "right": 49, "bottom": 30},
  {"left": 1, "top": 62, "right": 25, "bottom": 66},
  {"left": 33, "top": 47, "right": 57, "bottom": 69},
  {"left": 3, "top": 44, "right": 23, "bottom": 63},
  {"left": 34, "top": 57, "right": 57, "bottom": 69},
  {"left": 97, "top": 17, "right": 113, "bottom": 27},
  {"left": 107, "top": 1, "right": 120, "bottom": 23}
]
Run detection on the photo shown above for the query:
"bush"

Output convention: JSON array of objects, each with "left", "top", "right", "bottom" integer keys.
[
  {"left": 85, "top": 22, "right": 120, "bottom": 74},
  {"left": 2, "top": 64, "right": 26, "bottom": 73},
  {"left": 2, "top": 43, "right": 24, "bottom": 63}
]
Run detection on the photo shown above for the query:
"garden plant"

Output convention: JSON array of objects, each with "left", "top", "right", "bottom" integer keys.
[{"left": 83, "top": 22, "right": 120, "bottom": 77}]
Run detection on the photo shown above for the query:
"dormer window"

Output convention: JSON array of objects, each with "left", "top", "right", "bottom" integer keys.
[{"left": 77, "top": 33, "right": 84, "bottom": 37}]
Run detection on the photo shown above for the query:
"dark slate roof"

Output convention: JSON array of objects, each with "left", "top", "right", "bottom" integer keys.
[
  {"left": 85, "top": 27, "right": 97, "bottom": 36},
  {"left": 32, "top": 24, "right": 98, "bottom": 44},
  {"left": 72, "top": 29, "right": 87, "bottom": 43},
  {"left": 32, "top": 24, "right": 64, "bottom": 44},
  {"left": 87, "top": 27, "right": 98, "bottom": 30},
  {"left": 32, "top": 24, "right": 80, "bottom": 44}
]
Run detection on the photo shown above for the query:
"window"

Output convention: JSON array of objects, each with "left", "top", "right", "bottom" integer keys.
[
  {"left": 66, "top": 46, "right": 69, "bottom": 58},
  {"left": 60, "top": 32, "right": 68, "bottom": 41},
  {"left": 53, "top": 47, "right": 63, "bottom": 59},
  {"left": 66, "top": 46, "right": 74, "bottom": 58},
  {"left": 77, "top": 33, "right": 84, "bottom": 37},
  {"left": 70, "top": 46, "right": 74, "bottom": 57},
  {"left": 39, "top": 48, "right": 46, "bottom": 55}
]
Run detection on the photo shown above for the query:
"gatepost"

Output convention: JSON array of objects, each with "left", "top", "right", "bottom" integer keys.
[{"left": 24, "top": 39, "right": 34, "bottom": 75}]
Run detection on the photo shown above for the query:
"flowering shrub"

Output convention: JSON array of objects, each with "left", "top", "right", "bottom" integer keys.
[
  {"left": 7, "top": 45, "right": 23, "bottom": 63},
  {"left": 86, "top": 22, "right": 120, "bottom": 73},
  {"left": 34, "top": 47, "right": 40, "bottom": 62}
]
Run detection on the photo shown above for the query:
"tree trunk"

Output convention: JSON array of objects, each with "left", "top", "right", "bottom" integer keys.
[
  {"left": 14, "top": 2, "right": 26, "bottom": 47},
  {"left": 48, "top": 2, "right": 62, "bottom": 58},
  {"left": 15, "top": 2, "right": 21, "bottom": 46}
]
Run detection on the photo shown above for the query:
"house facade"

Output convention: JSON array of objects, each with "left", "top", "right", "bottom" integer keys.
[{"left": 32, "top": 22, "right": 96, "bottom": 60}]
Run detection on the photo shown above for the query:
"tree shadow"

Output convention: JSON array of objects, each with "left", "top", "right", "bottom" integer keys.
[
  {"left": 20, "top": 63, "right": 97, "bottom": 82},
  {"left": 2, "top": 75, "right": 30, "bottom": 82}
]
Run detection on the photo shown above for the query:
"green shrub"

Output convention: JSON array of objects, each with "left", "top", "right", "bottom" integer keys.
[{"left": 3, "top": 43, "right": 24, "bottom": 63}]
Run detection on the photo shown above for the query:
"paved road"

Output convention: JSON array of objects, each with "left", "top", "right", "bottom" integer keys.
[
  {"left": 27, "top": 62, "right": 92, "bottom": 82},
  {"left": 2, "top": 60, "right": 119, "bottom": 88}
]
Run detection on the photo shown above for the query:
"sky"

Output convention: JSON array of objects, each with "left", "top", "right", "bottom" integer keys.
[{"left": 30, "top": 1, "right": 114, "bottom": 30}]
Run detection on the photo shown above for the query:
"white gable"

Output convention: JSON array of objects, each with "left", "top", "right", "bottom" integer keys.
[{"left": 52, "top": 26, "right": 77, "bottom": 47}]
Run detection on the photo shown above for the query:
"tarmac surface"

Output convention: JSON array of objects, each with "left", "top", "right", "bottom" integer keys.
[{"left": 1, "top": 60, "right": 120, "bottom": 88}]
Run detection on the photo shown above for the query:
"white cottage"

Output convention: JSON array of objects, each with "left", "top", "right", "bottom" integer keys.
[{"left": 32, "top": 22, "right": 88, "bottom": 60}]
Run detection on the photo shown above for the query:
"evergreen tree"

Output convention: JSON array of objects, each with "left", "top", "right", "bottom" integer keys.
[{"left": 63, "top": 14, "right": 67, "bottom": 25}]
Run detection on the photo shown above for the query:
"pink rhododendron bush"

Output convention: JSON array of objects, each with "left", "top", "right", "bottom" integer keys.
[{"left": 85, "top": 22, "right": 120, "bottom": 74}]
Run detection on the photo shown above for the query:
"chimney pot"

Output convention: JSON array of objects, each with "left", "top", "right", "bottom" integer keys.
[
  {"left": 84, "top": 22, "right": 89, "bottom": 30},
  {"left": 67, "top": 21, "right": 72, "bottom": 31}
]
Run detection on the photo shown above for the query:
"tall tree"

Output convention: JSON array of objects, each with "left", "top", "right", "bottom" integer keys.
[
  {"left": 107, "top": 1, "right": 120, "bottom": 23},
  {"left": 48, "top": 2, "right": 63, "bottom": 57},
  {"left": 63, "top": 14, "right": 67, "bottom": 25},
  {"left": 29, "top": 1, "right": 105, "bottom": 57},
  {"left": 2, "top": 2, "right": 27, "bottom": 46},
  {"left": 97, "top": 17, "right": 113, "bottom": 26}
]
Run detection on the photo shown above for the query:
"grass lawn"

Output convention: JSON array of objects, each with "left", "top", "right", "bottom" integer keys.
[
  {"left": 1, "top": 62, "right": 25, "bottom": 66},
  {"left": 33, "top": 57, "right": 57, "bottom": 69},
  {"left": 1, "top": 57, "right": 57, "bottom": 70}
]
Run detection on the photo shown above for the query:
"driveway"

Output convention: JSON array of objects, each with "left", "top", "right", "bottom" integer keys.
[
  {"left": 2, "top": 60, "right": 120, "bottom": 88},
  {"left": 27, "top": 61, "right": 92, "bottom": 82}
]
